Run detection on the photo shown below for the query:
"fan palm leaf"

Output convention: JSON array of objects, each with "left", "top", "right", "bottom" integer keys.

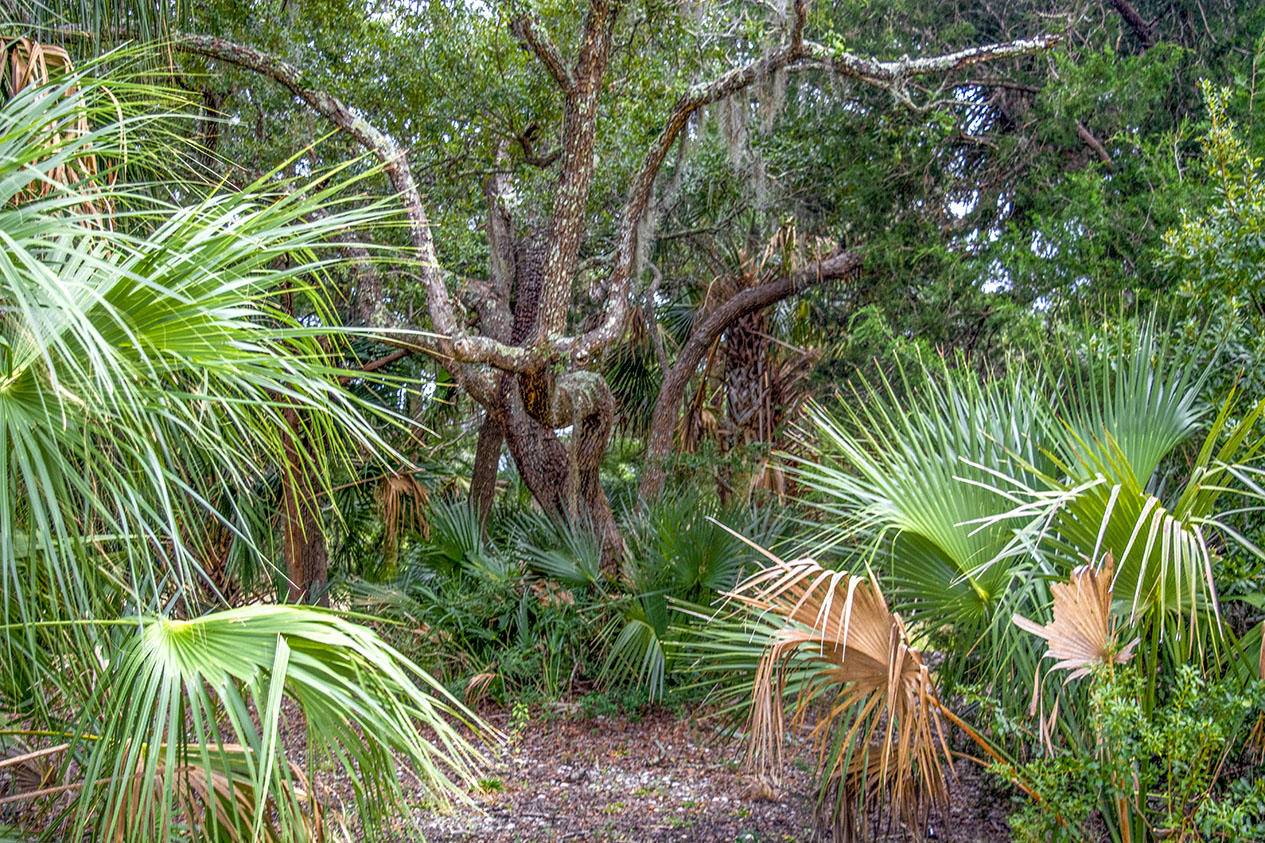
[
  {"left": 792, "top": 364, "right": 1053, "bottom": 628},
  {"left": 722, "top": 553, "right": 952, "bottom": 840},
  {"left": 1013, "top": 554, "right": 1138, "bottom": 681},
  {"left": 70, "top": 606, "right": 482, "bottom": 842},
  {"left": 0, "top": 69, "right": 399, "bottom": 625},
  {"left": 0, "top": 59, "right": 485, "bottom": 838},
  {"left": 788, "top": 360, "right": 1056, "bottom": 712},
  {"left": 976, "top": 353, "right": 1265, "bottom": 656}
]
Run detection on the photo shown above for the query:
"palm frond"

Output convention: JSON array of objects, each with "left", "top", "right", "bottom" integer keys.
[
  {"left": 62, "top": 606, "right": 483, "bottom": 841},
  {"left": 724, "top": 554, "right": 952, "bottom": 839},
  {"left": 0, "top": 61, "right": 487, "bottom": 839},
  {"left": 1013, "top": 555, "right": 1138, "bottom": 681}
]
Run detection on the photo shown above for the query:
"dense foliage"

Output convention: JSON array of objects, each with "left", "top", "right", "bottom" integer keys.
[{"left": 2, "top": 0, "right": 1265, "bottom": 840}]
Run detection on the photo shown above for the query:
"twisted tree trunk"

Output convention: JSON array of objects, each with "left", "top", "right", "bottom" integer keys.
[
  {"left": 469, "top": 414, "right": 504, "bottom": 524},
  {"left": 280, "top": 408, "right": 329, "bottom": 604},
  {"left": 168, "top": 12, "right": 1053, "bottom": 567}
]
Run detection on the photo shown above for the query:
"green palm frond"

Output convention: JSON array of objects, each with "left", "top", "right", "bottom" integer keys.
[
  {"left": 512, "top": 509, "right": 603, "bottom": 589},
  {"left": 414, "top": 497, "right": 509, "bottom": 581},
  {"left": 957, "top": 334, "right": 1265, "bottom": 705},
  {"left": 601, "top": 598, "right": 669, "bottom": 702},
  {"left": 1052, "top": 324, "right": 1208, "bottom": 487},
  {"left": 983, "top": 391, "right": 1265, "bottom": 654},
  {"left": 0, "top": 71, "right": 400, "bottom": 624},
  {"left": 62, "top": 606, "right": 483, "bottom": 841},
  {"left": 596, "top": 494, "right": 785, "bottom": 701},
  {"left": 790, "top": 360, "right": 1053, "bottom": 637},
  {"left": 0, "top": 62, "right": 485, "bottom": 838}
]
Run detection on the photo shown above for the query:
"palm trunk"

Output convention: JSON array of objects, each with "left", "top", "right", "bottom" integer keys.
[{"left": 280, "top": 409, "right": 329, "bottom": 605}]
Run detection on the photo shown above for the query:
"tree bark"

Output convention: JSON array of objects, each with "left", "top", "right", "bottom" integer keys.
[
  {"left": 280, "top": 409, "right": 329, "bottom": 604},
  {"left": 168, "top": 21, "right": 1051, "bottom": 553},
  {"left": 639, "top": 249, "right": 860, "bottom": 501},
  {"left": 497, "top": 224, "right": 622, "bottom": 568},
  {"left": 533, "top": 1, "right": 616, "bottom": 343},
  {"left": 469, "top": 413, "right": 504, "bottom": 525},
  {"left": 1106, "top": 0, "right": 1156, "bottom": 49}
]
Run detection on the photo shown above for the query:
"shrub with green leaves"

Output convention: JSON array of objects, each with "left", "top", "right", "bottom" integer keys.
[
  {"left": 1000, "top": 666, "right": 1265, "bottom": 842},
  {"left": 349, "top": 489, "right": 786, "bottom": 706},
  {"left": 700, "top": 322, "right": 1265, "bottom": 839}
]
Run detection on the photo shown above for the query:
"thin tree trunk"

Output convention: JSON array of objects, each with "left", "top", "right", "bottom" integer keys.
[
  {"left": 639, "top": 250, "right": 860, "bottom": 500},
  {"left": 280, "top": 409, "right": 329, "bottom": 605},
  {"left": 469, "top": 413, "right": 504, "bottom": 525}
]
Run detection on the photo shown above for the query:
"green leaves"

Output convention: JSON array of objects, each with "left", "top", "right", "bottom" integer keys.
[
  {"left": 0, "top": 63, "right": 485, "bottom": 838},
  {"left": 0, "top": 69, "right": 398, "bottom": 626},
  {"left": 792, "top": 327, "right": 1265, "bottom": 714},
  {"left": 991, "top": 333, "right": 1263, "bottom": 651},
  {"left": 791, "top": 360, "right": 1050, "bottom": 637},
  {"left": 709, "top": 328, "right": 1265, "bottom": 838},
  {"left": 74, "top": 606, "right": 482, "bottom": 841}
]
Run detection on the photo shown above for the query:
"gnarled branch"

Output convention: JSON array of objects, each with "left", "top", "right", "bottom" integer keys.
[
  {"left": 566, "top": 18, "right": 1056, "bottom": 367},
  {"left": 170, "top": 20, "right": 1055, "bottom": 382},
  {"left": 170, "top": 33, "right": 541, "bottom": 381},
  {"left": 511, "top": 15, "right": 574, "bottom": 93},
  {"left": 638, "top": 249, "right": 861, "bottom": 500}
]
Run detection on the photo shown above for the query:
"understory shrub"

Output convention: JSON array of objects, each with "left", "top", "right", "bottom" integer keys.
[
  {"left": 342, "top": 488, "right": 787, "bottom": 706},
  {"left": 999, "top": 666, "right": 1265, "bottom": 842}
]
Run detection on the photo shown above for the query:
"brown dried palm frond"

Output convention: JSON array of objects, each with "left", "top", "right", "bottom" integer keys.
[
  {"left": 1, "top": 744, "right": 320, "bottom": 842},
  {"left": 105, "top": 751, "right": 320, "bottom": 843},
  {"left": 1013, "top": 554, "right": 1138, "bottom": 682},
  {"left": 2, "top": 37, "right": 112, "bottom": 220},
  {"left": 0, "top": 740, "right": 65, "bottom": 803},
  {"left": 746, "top": 459, "right": 787, "bottom": 501},
  {"left": 3, "top": 37, "right": 74, "bottom": 101},
  {"left": 465, "top": 671, "right": 498, "bottom": 705},
  {"left": 725, "top": 554, "right": 952, "bottom": 840},
  {"left": 379, "top": 472, "right": 430, "bottom": 562}
]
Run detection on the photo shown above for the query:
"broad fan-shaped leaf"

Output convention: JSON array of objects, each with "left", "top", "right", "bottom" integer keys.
[
  {"left": 74, "top": 606, "right": 484, "bottom": 841},
  {"left": 1013, "top": 555, "right": 1138, "bottom": 681}
]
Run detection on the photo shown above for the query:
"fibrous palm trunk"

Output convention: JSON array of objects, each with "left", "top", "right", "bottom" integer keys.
[{"left": 280, "top": 409, "right": 329, "bottom": 604}]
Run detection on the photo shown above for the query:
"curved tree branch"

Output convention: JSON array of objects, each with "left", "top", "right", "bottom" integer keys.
[
  {"left": 565, "top": 20, "right": 1057, "bottom": 367},
  {"left": 799, "top": 34, "right": 1059, "bottom": 84},
  {"left": 511, "top": 15, "right": 574, "bottom": 93},
  {"left": 170, "top": 33, "right": 541, "bottom": 380},
  {"left": 638, "top": 249, "right": 862, "bottom": 500},
  {"left": 170, "top": 21, "right": 1055, "bottom": 382}
]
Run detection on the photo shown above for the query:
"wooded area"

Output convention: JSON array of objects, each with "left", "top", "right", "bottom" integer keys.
[{"left": 1, "top": 0, "right": 1265, "bottom": 840}]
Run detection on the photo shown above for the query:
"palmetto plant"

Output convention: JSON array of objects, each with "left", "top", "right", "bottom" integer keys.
[
  {"left": 76, "top": 607, "right": 481, "bottom": 840},
  {"left": 602, "top": 491, "right": 785, "bottom": 700},
  {"left": 718, "top": 328, "right": 1265, "bottom": 839},
  {"left": 981, "top": 333, "right": 1265, "bottom": 696},
  {"left": 0, "top": 55, "right": 483, "bottom": 839},
  {"left": 724, "top": 554, "right": 953, "bottom": 839},
  {"left": 789, "top": 359, "right": 1056, "bottom": 710},
  {"left": 698, "top": 545, "right": 1054, "bottom": 842}
]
